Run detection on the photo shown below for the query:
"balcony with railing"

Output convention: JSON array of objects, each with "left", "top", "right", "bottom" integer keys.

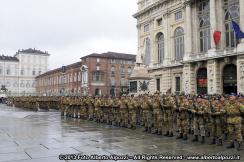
[{"left": 184, "top": 47, "right": 241, "bottom": 63}]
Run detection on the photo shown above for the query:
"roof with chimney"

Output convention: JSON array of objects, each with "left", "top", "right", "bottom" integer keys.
[
  {"left": 81, "top": 51, "right": 136, "bottom": 61},
  {"left": 15, "top": 48, "right": 50, "bottom": 56},
  {"left": 0, "top": 55, "right": 19, "bottom": 62}
]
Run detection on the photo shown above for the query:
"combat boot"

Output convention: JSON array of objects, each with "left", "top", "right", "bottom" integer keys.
[
  {"left": 157, "top": 130, "right": 162, "bottom": 135},
  {"left": 192, "top": 135, "right": 198, "bottom": 142},
  {"left": 200, "top": 136, "right": 205, "bottom": 143},
  {"left": 237, "top": 142, "right": 242, "bottom": 151},
  {"left": 148, "top": 127, "right": 152, "bottom": 133},
  {"left": 152, "top": 129, "right": 158, "bottom": 134},
  {"left": 183, "top": 134, "right": 188, "bottom": 140},
  {"left": 226, "top": 141, "right": 235, "bottom": 149},
  {"left": 210, "top": 138, "right": 216, "bottom": 145},
  {"left": 164, "top": 131, "right": 169, "bottom": 136},
  {"left": 176, "top": 133, "right": 183, "bottom": 139},
  {"left": 168, "top": 132, "right": 173, "bottom": 137},
  {"left": 217, "top": 139, "right": 223, "bottom": 146},
  {"left": 143, "top": 127, "right": 148, "bottom": 132},
  {"left": 224, "top": 133, "right": 228, "bottom": 140}
]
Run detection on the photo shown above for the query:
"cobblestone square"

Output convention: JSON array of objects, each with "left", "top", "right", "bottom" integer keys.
[{"left": 0, "top": 104, "right": 243, "bottom": 162}]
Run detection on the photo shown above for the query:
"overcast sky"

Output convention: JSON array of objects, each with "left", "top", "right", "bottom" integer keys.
[{"left": 0, "top": 0, "right": 138, "bottom": 69}]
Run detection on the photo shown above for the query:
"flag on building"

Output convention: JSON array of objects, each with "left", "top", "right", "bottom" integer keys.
[
  {"left": 213, "top": 31, "right": 221, "bottom": 45},
  {"left": 232, "top": 21, "right": 244, "bottom": 39}
]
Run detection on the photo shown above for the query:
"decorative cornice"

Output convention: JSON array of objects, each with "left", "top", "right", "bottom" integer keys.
[{"left": 133, "top": 0, "right": 169, "bottom": 18}]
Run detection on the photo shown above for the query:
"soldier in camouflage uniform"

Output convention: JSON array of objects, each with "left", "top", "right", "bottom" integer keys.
[
  {"left": 176, "top": 95, "right": 190, "bottom": 140},
  {"left": 94, "top": 96, "right": 102, "bottom": 122},
  {"left": 191, "top": 96, "right": 210, "bottom": 143},
  {"left": 112, "top": 97, "right": 120, "bottom": 126},
  {"left": 208, "top": 96, "right": 225, "bottom": 146},
  {"left": 119, "top": 95, "right": 128, "bottom": 127},
  {"left": 163, "top": 95, "right": 175, "bottom": 137},
  {"left": 104, "top": 96, "right": 113, "bottom": 124},
  {"left": 225, "top": 94, "right": 244, "bottom": 151},
  {"left": 238, "top": 96, "right": 244, "bottom": 139},
  {"left": 141, "top": 94, "right": 153, "bottom": 133},
  {"left": 152, "top": 93, "right": 163, "bottom": 135},
  {"left": 87, "top": 96, "right": 95, "bottom": 121},
  {"left": 128, "top": 95, "right": 138, "bottom": 129}
]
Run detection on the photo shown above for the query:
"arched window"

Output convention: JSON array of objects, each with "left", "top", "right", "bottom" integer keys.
[
  {"left": 157, "top": 33, "right": 164, "bottom": 64},
  {"left": 144, "top": 38, "right": 151, "bottom": 66},
  {"left": 224, "top": 0, "right": 239, "bottom": 48},
  {"left": 199, "top": 17, "right": 211, "bottom": 53},
  {"left": 174, "top": 27, "right": 184, "bottom": 60},
  {"left": 199, "top": 0, "right": 210, "bottom": 53}
]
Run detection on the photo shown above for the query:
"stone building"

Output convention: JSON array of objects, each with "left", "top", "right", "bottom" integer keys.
[
  {"left": 0, "top": 49, "right": 49, "bottom": 96},
  {"left": 36, "top": 62, "right": 82, "bottom": 96},
  {"left": 80, "top": 52, "right": 136, "bottom": 96},
  {"left": 132, "top": 0, "right": 244, "bottom": 95},
  {"left": 36, "top": 52, "right": 136, "bottom": 96}
]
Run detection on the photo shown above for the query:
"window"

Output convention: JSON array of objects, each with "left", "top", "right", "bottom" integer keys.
[
  {"left": 96, "top": 66, "right": 100, "bottom": 71},
  {"left": 174, "top": 27, "right": 184, "bottom": 61},
  {"left": 32, "top": 70, "right": 36, "bottom": 76},
  {"left": 199, "top": 0, "right": 210, "bottom": 53},
  {"left": 95, "top": 88, "right": 101, "bottom": 96},
  {"left": 157, "top": 33, "right": 164, "bottom": 63},
  {"left": 144, "top": 38, "right": 151, "bottom": 65},
  {"left": 111, "top": 77, "right": 115, "bottom": 86},
  {"left": 144, "top": 24, "right": 150, "bottom": 32},
  {"left": 199, "top": 0, "right": 210, "bottom": 14},
  {"left": 14, "top": 82, "right": 18, "bottom": 87},
  {"left": 0, "top": 67, "right": 2, "bottom": 75},
  {"left": 6, "top": 81, "right": 10, "bottom": 87},
  {"left": 121, "top": 77, "right": 126, "bottom": 86},
  {"left": 175, "top": 11, "right": 182, "bottom": 20},
  {"left": 175, "top": 77, "right": 181, "bottom": 92},
  {"left": 120, "top": 66, "right": 125, "bottom": 73},
  {"left": 111, "top": 66, "right": 115, "bottom": 72},
  {"left": 199, "top": 18, "right": 211, "bottom": 52},
  {"left": 21, "top": 69, "right": 24, "bottom": 75},
  {"left": 110, "top": 59, "right": 116, "bottom": 63},
  {"left": 128, "top": 67, "right": 132, "bottom": 74},
  {"left": 97, "top": 58, "right": 100, "bottom": 63},
  {"left": 6, "top": 68, "right": 10, "bottom": 75},
  {"left": 156, "top": 18, "right": 162, "bottom": 26},
  {"left": 93, "top": 72, "right": 102, "bottom": 81},
  {"left": 130, "top": 81, "right": 137, "bottom": 93},
  {"left": 111, "top": 66, "right": 115, "bottom": 75},
  {"left": 224, "top": 1, "right": 240, "bottom": 48},
  {"left": 156, "top": 78, "right": 160, "bottom": 91}
]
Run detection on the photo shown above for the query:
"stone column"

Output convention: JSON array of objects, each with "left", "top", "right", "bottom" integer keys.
[
  {"left": 237, "top": 55, "right": 244, "bottom": 94},
  {"left": 209, "top": 0, "right": 217, "bottom": 50},
  {"left": 238, "top": 0, "right": 244, "bottom": 51},
  {"left": 239, "top": 0, "right": 244, "bottom": 40},
  {"left": 184, "top": 1, "right": 192, "bottom": 60}
]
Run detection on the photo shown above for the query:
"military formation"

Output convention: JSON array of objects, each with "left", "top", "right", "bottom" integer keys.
[
  {"left": 8, "top": 93, "right": 244, "bottom": 151},
  {"left": 10, "top": 96, "right": 60, "bottom": 111}
]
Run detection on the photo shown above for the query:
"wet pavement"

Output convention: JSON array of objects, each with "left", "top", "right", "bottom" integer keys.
[{"left": 0, "top": 104, "right": 243, "bottom": 162}]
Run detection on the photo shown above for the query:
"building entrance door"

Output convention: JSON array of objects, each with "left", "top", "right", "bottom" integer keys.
[
  {"left": 223, "top": 64, "right": 237, "bottom": 94},
  {"left": 197, "top": 68, "right": 208, "bottom": 95}
]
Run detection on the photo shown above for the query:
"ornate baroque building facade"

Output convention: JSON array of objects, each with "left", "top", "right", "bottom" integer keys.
[{"left": 133, "top": 0, "right": 244, "bottom": 95}]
